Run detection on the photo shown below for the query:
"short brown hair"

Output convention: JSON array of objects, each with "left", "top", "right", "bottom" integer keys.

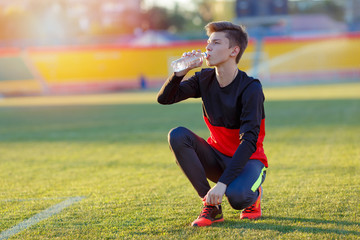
[{"left": 205, "top": 21, "right": 248, "bottom": 63}]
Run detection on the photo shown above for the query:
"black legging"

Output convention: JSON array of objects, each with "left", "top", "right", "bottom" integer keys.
[{"left": 168, "top": 126, "right": 266, "bottom": 210}]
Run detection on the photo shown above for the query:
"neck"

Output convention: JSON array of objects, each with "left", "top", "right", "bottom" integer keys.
[{"left": 215, "top": 62, "right": 238, "bottom": 87}]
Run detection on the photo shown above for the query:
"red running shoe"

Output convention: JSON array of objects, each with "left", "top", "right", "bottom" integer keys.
[
  {"left": 191, "top": 201, "right": 224, "bottom": 227},
  {"left": 240, "top": 186, "right": 263, "bottom": 220}
]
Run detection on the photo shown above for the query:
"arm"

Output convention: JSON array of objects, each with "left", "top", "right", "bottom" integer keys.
[
  {"left": 206, "top": 82, "right": 264, "bottom": 205},
  {"left": 218, "top": 82, "right": 264, "bottom": 185},
  {"left": 157, "top": 73, "right": 198, "bottom": 104},
  {"left": 157, "top": 50, "right": 203, "bottom": 105}
]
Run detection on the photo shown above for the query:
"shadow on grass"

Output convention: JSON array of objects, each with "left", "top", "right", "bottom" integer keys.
[
  {"left": 266, "top": 216, "right": 360, "bottom": 227},
  {"left": 214, "top": 216, "right": 360, "bottom": 236}
]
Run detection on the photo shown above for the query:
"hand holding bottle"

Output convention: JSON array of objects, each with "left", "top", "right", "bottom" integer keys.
[{"left": 172, "top": 50, "right": 207, "bottom": 77}]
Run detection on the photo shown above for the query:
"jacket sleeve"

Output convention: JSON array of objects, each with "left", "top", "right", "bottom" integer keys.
[
  {"left": 157, "top": 72, "right": 201, "bottom": 105},
  {"left": 218, "top": 81, "right": 264, "bottom": 185}
]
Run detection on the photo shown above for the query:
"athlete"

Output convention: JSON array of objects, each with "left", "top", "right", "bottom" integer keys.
[{"left": 157, "top": 21, "right": 268, "bottom": 227}]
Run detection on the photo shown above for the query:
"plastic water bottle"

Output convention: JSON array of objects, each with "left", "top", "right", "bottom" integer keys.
[{"left": 171, "top": 52, "right": 207, "bottom": 72}]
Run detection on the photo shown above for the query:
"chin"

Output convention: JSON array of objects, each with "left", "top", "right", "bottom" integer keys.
[{"left": 205, "top": 60, "right": 214, "bottom": 67}]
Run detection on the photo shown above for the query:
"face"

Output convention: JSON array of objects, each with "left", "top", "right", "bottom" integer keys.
[{"left": 205, "top": 31, "right": 237, "bottom": 67}]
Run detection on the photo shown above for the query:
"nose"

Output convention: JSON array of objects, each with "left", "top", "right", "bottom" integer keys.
[{"left": 206, "top": 43, "right": 211, "bottom": 52}]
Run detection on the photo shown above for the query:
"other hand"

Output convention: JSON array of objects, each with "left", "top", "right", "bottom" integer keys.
[{"left": 205, "top": 182, "right": 227, "bottom": 206}]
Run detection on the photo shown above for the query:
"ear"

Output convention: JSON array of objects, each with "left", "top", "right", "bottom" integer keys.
[{"left": 231, "top": 46, "right": 240, "bottom": 57}]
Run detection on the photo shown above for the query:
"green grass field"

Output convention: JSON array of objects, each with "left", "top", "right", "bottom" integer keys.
[{"left": 0, "top": 83, "right": 360, "bottom": 239}]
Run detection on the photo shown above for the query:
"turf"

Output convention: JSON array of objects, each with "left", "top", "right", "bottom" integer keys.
[{"left": 0, "top": 83, "right": 359, "bottom": 239}]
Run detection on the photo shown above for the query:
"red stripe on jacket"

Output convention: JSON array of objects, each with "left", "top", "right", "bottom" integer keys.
[{"left": 204, "top": 117, "right": 268, "bottom": 168}]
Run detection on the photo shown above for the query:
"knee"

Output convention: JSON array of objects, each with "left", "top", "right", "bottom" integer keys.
[
  {"left": 226, "top": 185, "right": 255, "bottom": 210},
  {"left": 168, "top": 126, "right": 189, "bottom": 149}
]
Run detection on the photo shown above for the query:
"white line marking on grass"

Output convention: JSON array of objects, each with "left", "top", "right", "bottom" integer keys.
[
  {"left": 0, "top": 197, "right": 69, "bottom": 202},
  {"left": 0, "top": 196, "right": 85, "bottom": 240}
]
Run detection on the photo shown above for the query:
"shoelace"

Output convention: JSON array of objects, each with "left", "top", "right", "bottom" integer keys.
[
  {"left": 200, "top": 206, "right": 214, "bottom": 218},
  {"left": 242, "top": 205, "right": 255, "bottom": 213}
]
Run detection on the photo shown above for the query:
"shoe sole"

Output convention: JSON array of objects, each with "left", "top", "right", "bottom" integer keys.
[
  {"left": 240, "top": 216, "right": 261, "bottom": 220},
  {"left": 192, "top": 218, "right": 224, "bottom": 227}
]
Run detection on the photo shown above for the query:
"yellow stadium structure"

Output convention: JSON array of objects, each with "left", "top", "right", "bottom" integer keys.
[{"left": 0, "top": 34, "right": 359, "bottom": 96}]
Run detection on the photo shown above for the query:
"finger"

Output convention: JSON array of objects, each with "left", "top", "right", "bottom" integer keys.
[
  {"left": 211, "top": 195, "right": 217, "bottom": 206},
  {"left": 205, "top": 194, "right": 210, "bottom": 205},
  {"left": 183, "top": 51, "right": 192, "bottom": 57},
  {"left": 214, "top": 196, "right": 219, "bottom": 205},
  {"left": 199, "top": 58, "right": 204, "bottom": 65},
  {"left": 211, "top": 194, "right": 219, "bottom": 205},
  {"left": 206, "top": 194, "right": 212, "bottom": 205},
  {"left": 207, "top": 193, "right": 214, "bottom": 206}
]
